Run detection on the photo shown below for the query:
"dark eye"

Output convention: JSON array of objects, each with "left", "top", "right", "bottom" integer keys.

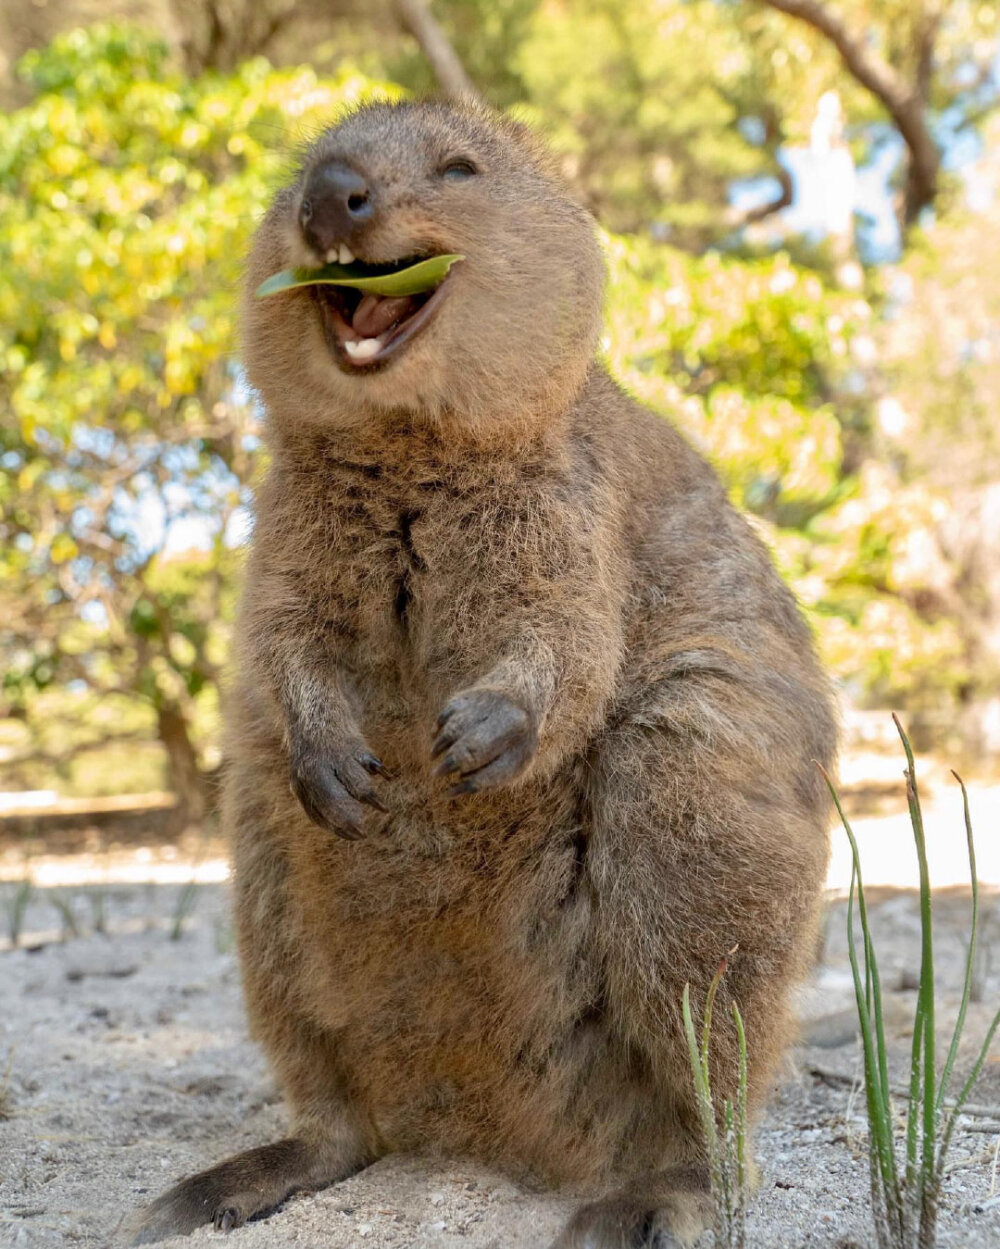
[{"left": 440, "top": 158, "right": 478, "bottom": 181}]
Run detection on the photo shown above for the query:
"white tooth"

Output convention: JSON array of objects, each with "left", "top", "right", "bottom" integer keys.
[
  {"left": 344, "top": 337, "right": 383, "bottom": 361},
  {"left": 348, "top": 337, "right": 382, "bottom": 360},
  {"left": 325, "top": 248, "right": 338, "bottom": 264},
  {"left": 339, "top": 244, "right": 355, "bottom": 265}
]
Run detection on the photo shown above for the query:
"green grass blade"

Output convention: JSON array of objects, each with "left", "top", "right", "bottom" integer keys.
[
  {"left": 49, "top": 890, "right": 81, "bottom": 939},
  {"left": 848, "top": 859, "right": 900, "bottom": 1208},
  {"left": 6, "top": 880, "right": 33, "bottom": 947},
  {"left": 905, "top": 1000, "right": 926, "bottom": 1193},
  {"left": 937, "top": 1003, "right": 1000, "bottom": 1184},
  {"left": 722, "top": 1100, "right": 735, "bottom": 1226},
  {"left": 819, "top": 763, "right": 900, "bottom": 1217},
  {"left": 935, "top": 771, "right": 979, "bottom": 1115},
  {"left": 827, "top": 770, "right": 893, "bottom": 1117},
  {"left": 682, "top": 979, "right": 722, "bottom": 1211},
  {"left": 170, "top": 878, "right": 199, "bottom": 941},
  {"left": 255, "top": 253, "right": 464, "bottom": 298},
  {"left": 893, "top": 715, "right": 938, "bottom": 1197},
  {"left": 733, "top": 1002, "right": 748, "bottom": 1193},
  {"left": 701, "top": 954, "right": 729, "bottom": 1067}
]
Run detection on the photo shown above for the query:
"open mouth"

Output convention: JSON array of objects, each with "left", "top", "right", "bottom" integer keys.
[{"left": 314, "top": 256, "right": 456, "bottom": 371}]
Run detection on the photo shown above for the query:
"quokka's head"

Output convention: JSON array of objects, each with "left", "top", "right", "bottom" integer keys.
[{"left": 243, "top": 101, "right": 605, "bottom": 438}]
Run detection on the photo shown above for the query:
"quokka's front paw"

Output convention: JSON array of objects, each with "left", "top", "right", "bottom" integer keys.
[
  {"left": 289, "top": 738, "right": 391, "bottom": 839},
  {"left": 431, "top": 689, "right": 538, "bottom": 795}
]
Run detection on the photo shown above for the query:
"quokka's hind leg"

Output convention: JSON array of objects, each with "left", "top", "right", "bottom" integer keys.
[
  {"left": 129, "top": 1015, "right": 376, "bottom": 1244},
  {"left": 129, "top": 1131, "right": 369, "bottom": 1243},
  {"left": 550, "top": 662, "right": 832, "bottom": 1249},
  {"left": 551, "top": 1165, "right": 712, "bottom": 1249}
]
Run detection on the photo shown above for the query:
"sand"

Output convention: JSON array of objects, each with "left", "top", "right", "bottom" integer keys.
[{"left": 2, "top": 756, "right": 1000, "bottom": 1248}]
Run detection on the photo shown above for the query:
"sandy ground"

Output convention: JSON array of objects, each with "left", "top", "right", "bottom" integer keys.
[{"left": 2, "top": 756, "right": 1000, "bottom": 1248}]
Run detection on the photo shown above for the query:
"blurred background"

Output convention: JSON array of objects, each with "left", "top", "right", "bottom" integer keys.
[{"left": 1, "top": 0, "right": 999, "bottom": 874}]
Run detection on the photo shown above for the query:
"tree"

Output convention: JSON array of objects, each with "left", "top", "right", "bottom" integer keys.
[
  {"left": 393, "top": 0, "right": 480, "bottom": 101},
  {"left": 755, "top": 0, "right": 1000, "bottom": 231},
  {"left": 4, "top": 17, "right": 1000, "bottom": 811},
  {"left": 601, "top": 233, "right": 976, "bottom": 731},
  {"left": 506, "top": 0, "right": 804, "bottom": 243},
  {"left": 0, "top": 25, "right": 399, "bottom": 814}
]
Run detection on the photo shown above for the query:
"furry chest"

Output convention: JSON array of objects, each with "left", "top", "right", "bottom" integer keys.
[
  {"left": 312, "top": 496, "right": 429, "bottom": 654},
  {"left": 312, "top": 487, "right": 486, "bottom": 698}
]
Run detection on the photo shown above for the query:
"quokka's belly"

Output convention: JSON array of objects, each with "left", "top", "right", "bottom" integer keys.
[{"left": 274, "top": 772, "right": 661, "bottom": 1180}]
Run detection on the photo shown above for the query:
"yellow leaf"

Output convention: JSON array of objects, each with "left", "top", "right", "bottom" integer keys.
[{"left": 50, "top": 533, "right": 78, "bottom": 564}]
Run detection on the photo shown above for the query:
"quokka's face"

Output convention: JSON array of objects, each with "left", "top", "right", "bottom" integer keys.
[{"left": 244, "top": 102, "right": 605, "bottom": 428}]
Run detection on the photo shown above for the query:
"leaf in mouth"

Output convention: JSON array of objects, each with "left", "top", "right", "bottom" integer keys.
[{"left": 255, "top": 253, "right": 464, "bottom": 299}]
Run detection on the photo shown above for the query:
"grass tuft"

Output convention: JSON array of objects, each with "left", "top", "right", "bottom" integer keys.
[
  {"left": 818, "top": 715, "right": 1000, "bottom": 1248},
  {"left": 48, "top": 889, "right": 81, "bottom": 940},
  {"left": 3, "top": 878, "right": 33, "bottom": 948},
  {"left": 0, "top": 1049, "right": 15, "bottom": 1120},
  {"left": 682, "top": 946, "right": 748, "bottom": 1249},
  {"left": 170, "top": 877, "right": 200, "bottom": 941},
  {"left": 87, "top": 888, "right": 108, "bottom": 935}
]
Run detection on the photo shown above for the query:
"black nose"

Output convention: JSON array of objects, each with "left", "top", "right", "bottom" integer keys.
[{"left": 299, "top": 161, "right": 374, "bottom": 254}]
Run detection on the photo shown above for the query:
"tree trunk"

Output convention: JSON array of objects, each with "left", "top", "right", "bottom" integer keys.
[
  {"left": 156, "top": 703, "right": 207, "bottom": 828},
  {"left": 393, "top": 0, "right": 480, "bottom": 102}
]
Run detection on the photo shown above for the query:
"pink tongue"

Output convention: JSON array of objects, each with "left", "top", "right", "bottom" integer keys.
[{"left": 352, "top": 293, "right": 416, "bottom": 338}]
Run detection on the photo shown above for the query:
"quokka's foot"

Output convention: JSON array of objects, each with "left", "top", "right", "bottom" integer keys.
[
  {"left": 128, "top": 1136, "right": 368, "bottom": 1244},
  {"left": 550, "top": 1165, "right": 712, "bottom": 1249}
]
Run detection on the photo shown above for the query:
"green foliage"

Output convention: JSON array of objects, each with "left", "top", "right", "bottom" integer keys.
[
  {"left": 603, "top": 233, "right": 967, "bottom": 709},
  {"left": 604, "top": 239, "right": 851, "bottom": 509},
  {"left": 256, "top": 252, "right": 465, "bottom": 297},
  {"left": 880, "top": 196, "right": 1000, "bottom": 484},
  {"left": 821, "top": 721, "right": 1000, "bottom": 1247},
  {"left": 0, "top": 24, "right": 400, "bottom": 802},
  {"left": 420, "top": 0, "right": 999, "bottom": 243},
  {"left": 0, "top": 22, "right": 994, "bottom": 799}
]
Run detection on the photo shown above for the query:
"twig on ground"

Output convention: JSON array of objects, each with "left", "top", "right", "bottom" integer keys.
[{"left": 807, "top": 1066, "right": 1000, "bottom": 1120}]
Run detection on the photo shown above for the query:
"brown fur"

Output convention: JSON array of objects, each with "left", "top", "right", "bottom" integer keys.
[{"left": 133, "top": 101, "right": 836, "bottom": 1248}]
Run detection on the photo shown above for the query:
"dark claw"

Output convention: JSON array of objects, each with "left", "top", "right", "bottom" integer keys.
[
  {"left": 363, "top": 788, "right": 389, "bottom": 813},
  {"left": 289, "top": 738, "right": 391, "bottom": 838},
  {"left": 430, "top": 732, "right": 454, "bottom": 760},
  {"left": 448, "top": 779, "right": 477, "bottom": 796},
  {"left": 215, "top": 1207, "right": 242, "bottom": 1232},
  {"left": 290, "top": 767, "right": 362, "bottom": 839},
  {"left": 363, "top": 754, "right": 393, "bottom": 779}
]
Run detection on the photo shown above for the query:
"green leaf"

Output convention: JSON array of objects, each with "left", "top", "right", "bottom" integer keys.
[{"left": 255, "top": 253, "right": 465, "bottom": 299}]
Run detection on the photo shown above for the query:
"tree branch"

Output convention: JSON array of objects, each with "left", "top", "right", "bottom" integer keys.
[
  {"left": 716, "top": 101, "right": 795, "bottom": 231},
  {"left": 393, "top": 0, "right": 481, "bottom": 103},
  {"left": 914, "top": 9, "right": 942, "bottom": 107},
  {"left": 757, "top": 0, "right": 941, "bottom": 225},
  {"left": 728, "top": 162, "right": 794, "bottom": 229}
]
